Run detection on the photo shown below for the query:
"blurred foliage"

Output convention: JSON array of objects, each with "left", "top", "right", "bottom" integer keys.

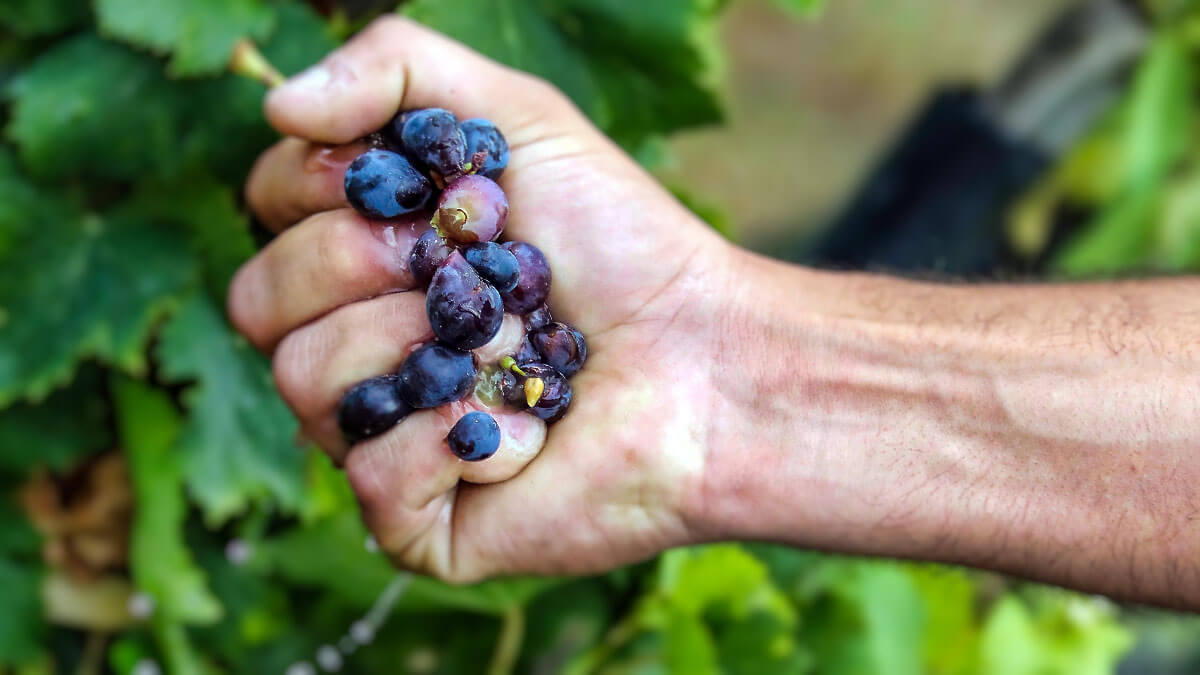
[{"left": 0, "top": 0, "right": 1185, "bottom": 673}]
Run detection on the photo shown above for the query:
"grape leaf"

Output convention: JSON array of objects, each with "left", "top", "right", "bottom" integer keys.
[
  {"left": 0, "top": 0, "right": 89, "bottom": 37},
  {"left": 113, "top": 376, "right": 222, "bottom": 625},
  {"left": 5, "top": 34, "right": 189, "bottom": 181},
  {"left": 402, "top": 0, "right": 725, "bottom": 150},
  {"left": 0, "top": 200, "right": 196, "bottom": 407},
  {"left": 0, "top": 366, "right": 110, "bottom": 473},
  {"left": 260, "top": 511, "right": 562, "bottom": 614},
  {"left": 95, "top": 0, "right": 276, "bottom": 77},
  {"left": 0, "top": 556, "right": 41, "bottom": 666},
  {"left": 156, "top": 292, "right": 307, "bottom": 524},
  {"left": 118, "top": 174, "right": 256, "bottom": 298}
]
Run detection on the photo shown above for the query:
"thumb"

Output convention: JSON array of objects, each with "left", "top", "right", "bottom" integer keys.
[{"left": 263, "top": 15, "right": 589, "bottom": 147}]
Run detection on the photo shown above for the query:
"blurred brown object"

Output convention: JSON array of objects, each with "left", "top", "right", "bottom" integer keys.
[{"left": 20, "top": 452, "right": 133, "bottom": 582}]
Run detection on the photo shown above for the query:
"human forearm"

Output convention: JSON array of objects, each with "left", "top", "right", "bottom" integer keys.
[{"left": 696, "top": 253, "right": 1200, "bottom": 608}]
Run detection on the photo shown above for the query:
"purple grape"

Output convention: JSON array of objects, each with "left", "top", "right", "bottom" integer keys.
[
  {"left": 409, "top": 229, "right": 452, "bottom": 288},
  {"left": 512, "top": 336, "right": 539, "bottom": 365},
  {"left": 529, "top": 322, "right": 587, "bottom": 377},
  {"left": 460, "top": 118, "right": 509, "bottom": 179},
  {"left": 427, "top": 252, "right": 504, "bottom": 350},
  {"left": 433, "top": 175, "right": 508, "bottom": 244},
  {"left": 500, "top": 362, "right": 572, "bottom": 424},
  {"left": 461, "top": 241, "right": 520, "bottom": 293},
  {"left": 395, "top": 108, "right": 469, "bottom": 180},
  {"left": 524, "top": 305, "right": 553, "bottom": 330},
  {"left": 344, "top": 149, "right": 432, "bottom": 219},
  {"left": 500, "top": 242, "right": 551, "bottom": 314},
  {"left": 396, "top": 342, "right": 477, "bottom": 409},
  {"left": 446, "top": 411, "right": 501, "bottom": 461},
  {"left": 337, "top": 375, "right": 412, "bottom": 443}
]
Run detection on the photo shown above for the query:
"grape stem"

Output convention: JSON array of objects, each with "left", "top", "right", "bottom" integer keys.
[
  {"left": 498, "top": 356, "right": 526, "bottom": 377},
  {"left": 229, "top": 39, "right": 285, "bottom": 89},
  {"left": 487, "top": 606, "right": 525, "bottom": 675}
]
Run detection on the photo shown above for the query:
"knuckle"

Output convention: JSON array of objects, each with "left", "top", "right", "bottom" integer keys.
[
  {"left": 344, "top": 447, "right": 391, "bottom": 513},
  {"left": 317, "top": 216, "right": 370, "bottom": 284},
  {"left": 226, "top": 264, "right": 267, "bottom": 347}
]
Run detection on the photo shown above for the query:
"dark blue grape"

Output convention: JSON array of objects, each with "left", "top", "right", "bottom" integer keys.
[
  {"left": 512, "top": 337, "right": 539, "bottom": 365},
  {"left": 462, "top": 242, "right": 520, "bottom": 293},
  {"left": 446, "top": 411, "right": 501, "bottom": 461},
  {"left": 524, "top": 305, "right": 553, "bottom": 330},
  {"left": 427, "top": 252, "right": 504, "bottom": 350},
  {"left": 500, "top": 362, "right": 572, "bottom": 424},
  {"left": 529, "top": 322, "right": 587, "bottom": 377},
  {"left": 337, "top": 375, "right": 412, "bottom": 443},
  {"left": 409, "top": 229, "right": 452, "bottom": 288},
  {"left": 396, "top": 342, "right": 477, "bottom": 409},
  {"left": 344, "top": 149, "right": 432, "bottom": 219},
  {"left": 460, "top": 118, "right": 510, "bottom": 179},
  {"left": 500, "top": 242, "right": 551, "bottom": 315},
  {"left": 397, "top": 108, "right": 468, "bottom": 180}
]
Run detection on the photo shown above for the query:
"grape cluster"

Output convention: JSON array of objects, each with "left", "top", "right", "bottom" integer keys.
[{"left": 336, "top": 109, "right": 586, "bottom": 464}]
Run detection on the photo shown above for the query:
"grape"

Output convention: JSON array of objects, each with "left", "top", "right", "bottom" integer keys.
[
  {"left": 337, "top": 375, "right": 412, "bottom": 443},
  {"left": 409, "top": 230, "right": 452, "bottom": 288},
  {"left": 524, "top": 305, "right": 553, "bottom": 330},
  {"left": 512, "top": 337, "right": 539, "bottom": 365},
  {"left": 459, "top": 118, "right": 510, "bottom": 179},
  {"left": 500, "top": 362, "right": 572, "bottom": 423},
  {"left": 396, "top": 108, "right": 469, "bottom": 180},
  {"left": 529, "top": 322, "right": 587, "bottom": 377},
  {"left": 433, "top": 175, "right": 508, "bottom": 244},
  {"left": 396, "top": 342, "right": 477, "bottom": 409},
  {"left": 344, "top": 149, "right": 433, "bottom": 219},
  {"left": 446, "top": 411, "right": 501, "bottom": 461},
  {"left": 461, "top": 242, "right": 520, "bottom": 293},
  {"left": 500, "top": 242, "right": 551, "bottom": 314},
  {"left": 427, "top": 252, "right": 504, "bottom": 350}
]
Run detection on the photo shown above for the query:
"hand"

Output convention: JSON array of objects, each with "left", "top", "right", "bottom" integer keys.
[{"left": 228, "top": 16, "right": 742, "bottom": 582}]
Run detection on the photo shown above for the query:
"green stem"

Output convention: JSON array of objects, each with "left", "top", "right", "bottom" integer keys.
[
  {"left": 562, "top": 613, "right": 641, "bottom": 675},
  {"left": 229, "top": 39, "right": 284, "bottom": 89},
  {"left": 75, "top": 632, "right": 106, "bottom": 675},
  {"left": 487, "top": 607, "right": 525, "bottom": 675}
]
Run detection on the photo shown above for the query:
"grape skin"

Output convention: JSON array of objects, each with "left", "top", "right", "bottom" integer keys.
[
  {"left": 529, "top": 322, "right": 587, "bottom": 377},
  {"left": 396, "top": 342, "right": 478, "bottom": 409},
  {"left": 434, "top": 175, "right": 508, "bottom": 244},
  {"left": 524, "top": 305, "right": 553, "bottom": 330},
  {"left": 396, "top": 108, "right": 469, "bottom": 179},
  {"left": 462, "top": 241, "right": 520, "bottom": 293},
  {"left": 460, "top": 118, "right": 510, "bottom": 179},
  {"left": 446, "top": 411, "right": 502, "bottom": 461},
  {"left": 344, "top": 149, "right": 433, "bottom": 219},
  {"left": 426, "top": 252, "right": 505, "bottom": 350},
  {"left": 409, "top": 229, "right": 452, "bottom": 288},
  {"left": 500, "top": 362, "right": 572, "bottom": 423},
  {"left": 500, "top": 242, "right": 551, "bottom": 314},
  {"left": 336, "top": 375, "right": 412, "bottom": 443}
]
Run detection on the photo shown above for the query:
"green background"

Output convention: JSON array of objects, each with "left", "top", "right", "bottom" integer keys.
[{"left": 0, "top": 0, "right": 1197, "bottom": 673}]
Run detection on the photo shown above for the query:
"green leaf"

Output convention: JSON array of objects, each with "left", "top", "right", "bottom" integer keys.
[
  {"left": 0, "top": 366, "right": 110, "bottom": 473},
  {"left": 1123, "top": 33, "right": 1192, "bottom": 188},
  {"left": 0, "top": 557, "right": 42, "bottom": 666},
  {"left": 5, "top": 34, "right": 187, "bottom": 181},
  {"left": 0, "top": 202, "right": 196, "bottom": 406},
  {"left": 156, "top": 292, "right": 307, "bottom": 524},
  {"left": 118, "top": 174, "right": 256, "bottom": 297},
  {"left": 112, "top": 376, "right": 222, "bottom": 625},
  {"left": 1054, "top": 183, "right": 1161, "bottom": 277},
  {"left": 403, "top": 0, "right": 725, "bottom": 150},
  {"left": 979, "top": 592, "right": 1132, "bottom": 675},
  {"left": 261, "top": 510, "right": 563, "bottom": 614},
  {"left": 0, "top": 0, "right": 89, "bottom": 36},
  {"left": 95, "top": 0, "right": 276, "bottom": 77},
  {"left": 770, "top": 0, "right": 826, "bottom": 18}
]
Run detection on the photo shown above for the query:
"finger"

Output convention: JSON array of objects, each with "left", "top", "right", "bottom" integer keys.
[
  {"left": 272, "top": 296, "right": 528, "bottom": 462},
  {"left": 245, "top": 137, "right": 366, "bottom": 232},
  {"left": 264, "top": 15, "right": 584, "bottom": 146},
  {"left": 345, "top": 402, "right": 546, "bottom": 579},
  {"left": 271, "top": 292, "right": 433, "bottom": 459},
  {"left": 227, "top": 208, "right": 429, "bottom": 352}
]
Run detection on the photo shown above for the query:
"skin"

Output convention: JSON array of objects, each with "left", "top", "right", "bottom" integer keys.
[{"left": 230, "top": 16, "right": 1200, "bottom": 609}]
